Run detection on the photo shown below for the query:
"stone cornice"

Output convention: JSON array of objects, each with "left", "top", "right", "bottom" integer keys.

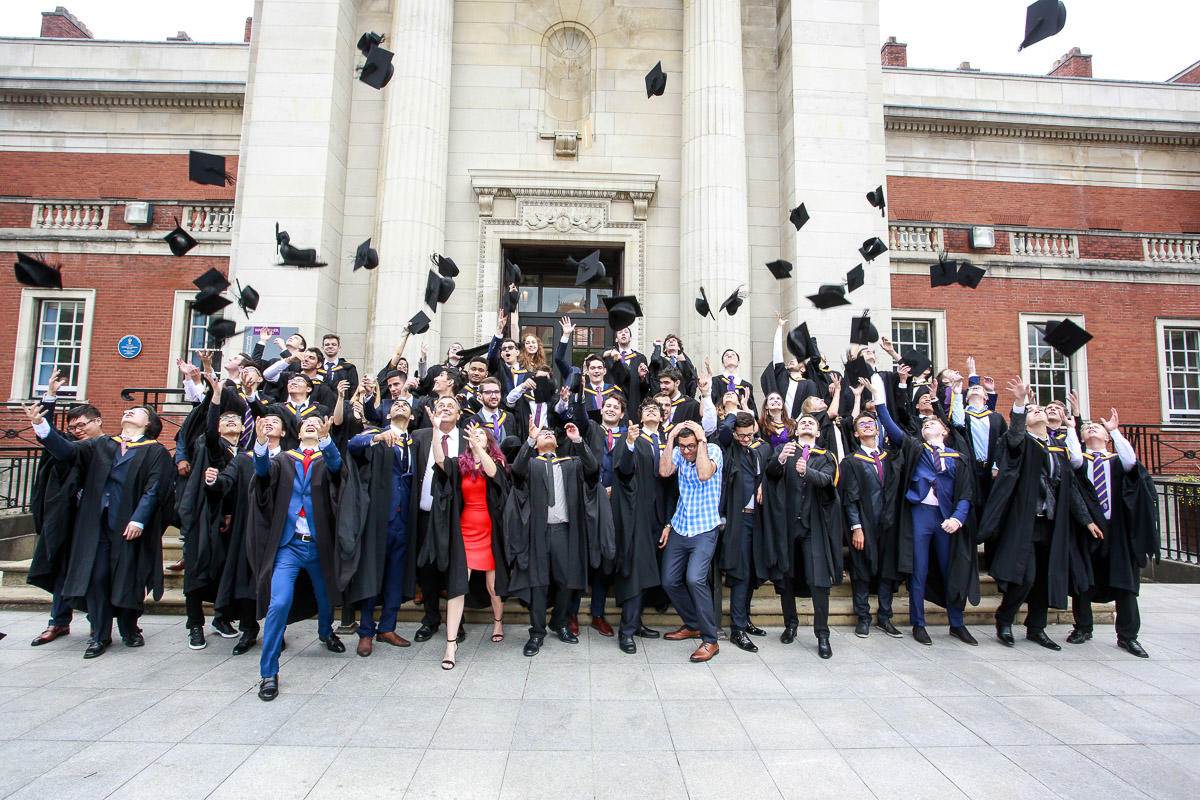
[
  {"left": 0, "top": 78, "right": 245, "bottom": 111},
  {"left": 884, "top": 111, "right": 1200, "bottom": 147},
  {"left": 469, "top": 169, "right": 659, "bottom": 201}
]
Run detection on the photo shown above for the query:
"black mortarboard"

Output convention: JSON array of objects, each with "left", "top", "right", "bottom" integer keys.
[
  {"left": 866, "top": 185, "right": 886, "bottom": 217},
  {"left": 846, "top": 263, "right": 865, "bottom": 292},
  {"left": 503, "top": 256, "right": 521, "bottom": 286},
  {"left": 236, "top": 280, "right": 260, "bottom": 314},
  {"left": 719, "top": 287, "right": 744, "bottom": 316},
  {"left": 786, "top": 322, "right": 813, "bottom": 361},
  {"left": 356, "top": 31, "right": 384, "bottom": 56},
  {"left": 164, "top": 219, "right": 197, "bottom": 257},
  {"left": 533, "top": 375, "right": 556, "bottom": 403},
  {"left": 407, "top": 310, "right": 431, "bottom": 335},
  {"left": 437, "top": 274, "right": 455, "bottom": 304},
  {"left": 192, "top": 267, "right": 229, "bottom": 294},
  {"left": 188, "top": 150, "right": 232, "bottom": 186},
  {"left": 354, "top": 238, "right": 379, "bottom": 271},
  {"left": 193, "top": 286, "right": 231, "bottom": 316},
  {"left": 807, "top": 284, "right": 850, "bottom": 309},
  {"left": 900, "top": 348, "right": 932, "bottom": 378},
  {"left": 360, "top": 45, "right": 394, "bottom": 89},
  {"left": 789, "top": 203, "right": 810, "bottom": 231},
  {"left": 695, "top": 287, "right": 716, "bottom": 319},
  {"left": 845, "top": 354, "right": 875, "bottom": 386},
  {"left": 1041, "top": 318, "right": 1092, "bottom": 357},
  {"left": 432, "top": 252, "right": 459, "bottom": 278},
  {"left": 766, "top": 259, "right": 793, "bottom": 280},
  {"left": 645, "top": 61, "right": 667, "bottom": 97},
  {"left": 849, "top": 313, "right": 878, "bottom": 345},
  {"left": 603, "top": 294, "right": 643, "bottom": 330},
  {"left": 207, "top": 318, "right": 240, "bottom": 347},
  {"left": 424, "top": 270, "right": 441, "bottom": 310},
  {"left": 14, "top": 253, "right": 62, "bottom": 289},
  {"left": 1019, "top": 0, "right": 1067, "bottom": 51},
  {"left": 458, "top": 343, "right": 490, "bottom": 363},
  {"left": 499, "top": 435, "right": 523, "bottom": 465},
  {"left": 275, "top": 223, "right": 327, "bottom": 267},
  {"left": 858, "top": 237, "right": 888, "bottom": 262},
  {"left": 956, "top": 261, "right": 986, "bottom": 289},
  {"left": 502, "top": 285, "right": 520, "bottom": 314},
  {"left": 930, "top": 257, "right": 959, "bottom": 287},
  {"left": 570, "top": 250, "right": 605, "bottom": 286}
]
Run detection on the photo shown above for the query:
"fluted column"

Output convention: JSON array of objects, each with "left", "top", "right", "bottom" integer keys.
[
  {"left": 367, "top": 0, "right": 454, "bottom": 369},
  {"left": 679, "top": 0, "right": 752, "bottom": 368}
]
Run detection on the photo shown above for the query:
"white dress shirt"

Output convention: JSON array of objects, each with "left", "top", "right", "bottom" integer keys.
[{"left": 420, "top": 426, "right": 460, "bottom": 511}]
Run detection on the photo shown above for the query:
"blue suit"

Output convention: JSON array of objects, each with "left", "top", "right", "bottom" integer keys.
[{"left": 256, "top": 438, "right": 341, "bottom": 678}]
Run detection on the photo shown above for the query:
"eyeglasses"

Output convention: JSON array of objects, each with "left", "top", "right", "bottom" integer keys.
[
  {"left": 481, "top": 389, "right": 501, "bottom": 396},
  {"left": 678, "top": 443, "right": 698, "bottom": 451},
  {"left": 733, "top": 431, "right": 756, "bottom": 441},
  {"left": 500, "top": 345, "right": 517, "bottom": 352},
  {"left": 67, "top": 419, "right": 97, "bottom": 432}
]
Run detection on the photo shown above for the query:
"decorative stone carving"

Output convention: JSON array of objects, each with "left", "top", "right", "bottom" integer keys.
[
  {"left": 523, "top": 206, "right": 603, "bottom": 233},
  {"left": 553, "top": 131, "right": 579, "bottom": 160},
  {"left": 540, "top": 23, "right": 594, "bottom": 135}
]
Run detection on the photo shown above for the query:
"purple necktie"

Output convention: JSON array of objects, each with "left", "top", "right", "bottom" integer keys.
[
  {"left": 871, "top": 451, "right": 884, "bottom": 482},
  {"left": 1092, "top": 455, "right": 1109, "bottom": 516}
]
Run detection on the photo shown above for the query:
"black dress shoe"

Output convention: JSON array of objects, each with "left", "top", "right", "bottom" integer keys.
[
  {"left": 780, "top": 623, "right": 798, "bottom": 645},
  {"left": 188, "top": 626, "right": 207, "bottom": 650},
  {"left": 1066, "top": 628, "right": 1092, "bottom": 645},
  {"left": 731, "top": 630, "right": 759, "bottom": 653},
  {"left": 949, "top": 626, "right": 978, "bottom": 646},
  {"left": 321, "top": 633, "right": 347, "bottom": 653},
  {"left": 258, "top": 675, "right": 279, "bottom": 701},
  {"left": 122, "top": 631, "right": 145, "bottom": 648},
  {"left": 634, "top": 625, "right": 660, "bottom": 639},
  {"left": 854, "top": 620, "right": 870, "bottom": 638},
  {"left": 618, "top": 635, "right": 637, "bottom": 654},
  {"left": 523, "top": 635, "right": 544, "bottom": 657},
  {"left": 1118, "top": 638, "right": 1149, "bottom": 658},
  {"left": 556, "top": 626, "right": 579, "bottom": 644},
  {"left": 83, "top": 638, "right": 107, "bottom": 659},
  {"left": 1027, "top": 630, "right": 1061, "bottom": 651},
  {"left": 912, "top": 626, "right": 932, "bottom": 646},
  {"left": 745, "top": 622, "right": 766, "bottom": 637},
  {"left": 414, "top": 624, "right": 437, "bottom": 642},
  {"left": 817, "top": 633, "right": 832, "bottom": 659},
  {"left": 995, "top": 624, "right": 1015, "bottom": 647},
  {"left": 212, "top": 618, "right": 238, "bottom": 639},
  {"left": 232, "top": 632, "right": 257, "bottom": 656},
  {"left": 875, "top": 618, "right": 903, "bottom": 638}
]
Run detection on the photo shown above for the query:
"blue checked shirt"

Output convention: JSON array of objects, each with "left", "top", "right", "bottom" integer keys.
[{"left": 670, "top": 443, "right": 724, "bottom": 535}]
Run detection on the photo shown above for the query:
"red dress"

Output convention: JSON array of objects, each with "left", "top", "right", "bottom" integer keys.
[{"left": 460, "top": 470, "right": 494, "bottom": 571}]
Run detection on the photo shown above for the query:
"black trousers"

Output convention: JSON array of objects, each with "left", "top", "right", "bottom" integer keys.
[
  {"left": 619, "top": 592, "right": 643, "bottom": 638},
  {"left": 528, "top": 523, "right": 578, "bottom": 637},
  {"left": 779, "top": 529, "right": 830, "bottom": 636},
  {"left": 86, "top": 529, "right": 139, "bottom": 644},
  {"left": 1072, "top": 588, "right": 1141, "bottom": 641},
  {"left": 996, "top": 520, "right": 1053, "bottom": 631},
  {"left": 416, "top": 511, "right": 445, "bottom": 628},
  {"left": 185, "top": 593, "right": 232, "bottom": 630}
]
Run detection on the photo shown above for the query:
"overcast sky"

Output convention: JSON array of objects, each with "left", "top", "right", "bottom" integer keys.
[{"left": 3, "top": 0, "right": 1197, "bottom": 82}]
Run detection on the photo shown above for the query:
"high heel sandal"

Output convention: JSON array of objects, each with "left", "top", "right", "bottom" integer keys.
[
  {"left": 442, "top": 636, "right": 457, "bottom": 670},
  {"left": 491, "top": 617, "right": 504, "bottom": 643}
]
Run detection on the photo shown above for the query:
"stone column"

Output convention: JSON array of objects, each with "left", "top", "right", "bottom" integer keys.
[
  {"left": 679, "top": 0, "right": 752, "bottom": 369},
  {"left": 367, "top": 0, "right": 454, "bottom": 370}
]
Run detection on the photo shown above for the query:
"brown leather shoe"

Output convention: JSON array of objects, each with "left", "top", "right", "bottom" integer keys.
[
  {"left": 664, "top": 626, "right": 701, "bottom": 641},
  {"left": 166, "top": 559, "right": 185, "bottom": 572},
  {"left": 567, "top": 614, "right": 579, "bottom": 636},
  {"left": 377, "top": 631, "right": 411, "bottom": 647},
  {"left": 689, "top": 642, "right": 719, "bottom": 662},
  {"left": 590, "top": 616, "right": 614, "bottom": 637},
  {"left": 31, "top": 625, "right": 69, "bottom": 646},
  {"left": 356, "top": 636, "right": 373, "bottom": 657}
]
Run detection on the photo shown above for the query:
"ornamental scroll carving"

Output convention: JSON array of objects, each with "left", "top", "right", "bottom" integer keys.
[{"left": 522, "top": 206, "right": 603, "bottom": 233}]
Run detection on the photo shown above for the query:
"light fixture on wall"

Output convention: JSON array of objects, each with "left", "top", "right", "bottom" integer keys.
[
  {"left": 123, "top": 202, "right": 153, "bottom": 226},
  {"left": 969, "top": 226, "right": 995, "bottom": 249}
]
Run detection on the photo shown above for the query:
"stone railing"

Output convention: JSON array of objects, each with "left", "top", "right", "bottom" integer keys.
[
  {"left": 182, "top": 205, "right": 234, "bottom": 234},
  {"left": 1010, "top": 230, "right": 1078, "bottom": 259},
  {"left": 1145, "top": 237, "right": 1200, "bottom": 264},
  {"left": 888, "top": 224, "right": 941, "bottom": 253},
  {"left": 30, "top": 202, "right": 110, "bottom": 230}
]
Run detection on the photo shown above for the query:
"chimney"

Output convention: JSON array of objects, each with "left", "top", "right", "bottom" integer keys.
[
  {"left": 40, "top": 6, "right": 92, "bottom": 39},
  {"left": 956, "top": 61, "right": 979, "bottom": 72},
  {"left": 244, "top": 16, "right": 253, "bottom": 43},
  {"left": 881, "top": 36, "right": 907, "bottom": 67},
  {"left": 1049, "top": 47, "right": 1092, "bottom": 78},
  {"left": 166, "top": 31, "right": 192, "bottom": 42}
]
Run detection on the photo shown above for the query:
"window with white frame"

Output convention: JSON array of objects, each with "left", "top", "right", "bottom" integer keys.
[
  {"left": 1024, "top": 319, "right": 1079, "bottom": 408},
  {"left": 31, "top": 299, "right": 86, "bottom": 397},
  {"left": 182, "top": 301, "right": 216, "bottom": 372},
  {"left": 1162, "top": 325, "right": 1200, "bottom": 421},
  {"left": 891, "top": 319, "right": 933, "bottom": 360}
]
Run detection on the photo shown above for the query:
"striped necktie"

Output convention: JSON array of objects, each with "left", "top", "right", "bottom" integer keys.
[
  {"left": 239, "top": 396, "right": 254, "bottom": 450},
  {"left": 1092, "top": 453, "right": 1109, "bottom": 516}
]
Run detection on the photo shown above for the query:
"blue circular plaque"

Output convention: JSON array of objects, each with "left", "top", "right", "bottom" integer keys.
[{"left": 117, "top": 335, "right": 142, "bottom": 359}]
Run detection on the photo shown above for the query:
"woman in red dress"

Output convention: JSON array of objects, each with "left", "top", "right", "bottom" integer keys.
[{"left": 431, "top": 423, "right": 508, "bottom": 669}]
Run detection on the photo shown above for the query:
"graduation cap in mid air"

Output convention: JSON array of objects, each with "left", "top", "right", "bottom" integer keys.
[
  {"left": 900, "top": 347, "right": 932, "bottom": 378},
  {"left": 645, "top": 61, "right": 667, "bottom": 97},
  {"left": 533, "top": 374, "right": 557, "bottom": 404},
  {"left": 457, "top": 343, "right": 490, "bottom": 363},
  {"left": 276, "top": 223, "right": 327, "bottom": 267},
  {"left": 1018, "top": 0, "right": 1067, "bottom": 52},
  {"left": 846, "top": 264, "right": 865, "bottom": 293},
  {"left": 14, "top": 252, "right": 63, "bottom": 289},
  {"left": 356, "top": 31, "right": 384, "bottom": 56},
  {"left": 807, "top": 285, "right": 851, "bottom": 309},
  {"left": 695, "top": 287, "right": 716, "bottom": 319},
  {"left": 359, "top": 44, "right": 394, "bottom": 89},
  {"left": 766, "top": 259, "right": 793, "bottom": 280},
  {"left": 192, "top": 286, "right": 231, "bottom": 316},
  {"left": 236, "top": 280, "right": 260, "bottom": 315},
  {"left": 432, "top": 252, "right": 459, "bottom": 278},
  {"left": 354, "top": 238, "right": 379, "bottom": 271},
  {"left": 503, "top": 256, "right": 521, "bottom": 286},
  {"left": 789, "top": 203, "right": 810, "bottom": 231},
  {"left": 603, "top": 295, "right": 643, "bottom": 330},
  {"left": 407, "top": 310, "right": 431, "bottom": 335},
  {"left": 719, "top": 287, "right": 745, "bottom": 316},
  {"left": 188, "top": 150, "right": 234, "bottom": 187},
  {"left": 866, "top": 185, "right": 886, "bottom": 217},
  {"left": 164, "top": 217, "right": 197, "bottom": 257},
  {"left": 849, "top": 313, "right": 879, "bottom": 345},
  {"left": 786, "top": 322, "right": 815, "bottom": 361},
  {"left": 501, "top": 284, "right": 520, "bottom": 314},
  {"left": 424, "top": 269, "right": 455, "bottom": 310},
  {"left": 192, "top": 267, "right": 229, "bottom": 294},
  {"left": 956, "top": 261, "right": 986, "bottom": 289},
  {"left": 1040, "top": 318, "right": 1092, "bottom": 358},
  {"left": 858, "top": 237, "right": 888, "bottom": 262},
  {"left": 207, "top": 318, "right": 242, "bottom": 348},
  {"left": 569, "top": 250, "right": 605, "bottom": 287},
  {"left": 930, "top": 256, "right": 986, "bottom": 289}
]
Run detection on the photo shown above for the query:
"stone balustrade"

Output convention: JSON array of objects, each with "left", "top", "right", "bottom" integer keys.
[
  {"left": 1011, "top": 230, "right": 1078, "bottom": 259},
  {"left": 888, "top": 224, "right": 941, "bottom": 252},
  {"left": 183, "top": 205, "right": 235, "bottom": 234},
  {"left": 31, "top": 202, "right": 109, "bottom": 230},
  {"left": 1146, "top": 237, "right": 1200, "bottom": 264}
]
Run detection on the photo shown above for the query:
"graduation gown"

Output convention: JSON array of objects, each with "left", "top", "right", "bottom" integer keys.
[
  {"left": 839, "top": 447, "right": 903, "bottom": 586},
  {"left": 338, "top": 430, "right": 411, "bottom": 605},
  {"left": 421, "top": 456, "right": 510, "bottom": 605},
  {"left": 762, "top": 444, "right": 844, "bottom": 593},
  {"left": 176, "top": 403, "right": 238, "bottom": 601},
  {"left": 1075, "top": 454, "right": 1158, "bottom": 600},
  {"left": 711, "top": 374, "right": 757, "bottom": 413},
  {"left": 717, "top": 436, "right": 771, "bottom": 588},
  {"left": 759, "top": 363, "right": 818, "bottom": 420},
  {"left": 26, "top": 435, "right": 81, "bottom": 595},
  {"left": 606, "top": 351, "right": 650, "bottom": 414},
  {"left": 649, "top": 346, "right": 698, "bottom": 398},
  {"left": 209, "top": 452, "right": 259, "bottom": 614},
  {"left": 610, "top": 433, "right": 671, "bottom": 603}
]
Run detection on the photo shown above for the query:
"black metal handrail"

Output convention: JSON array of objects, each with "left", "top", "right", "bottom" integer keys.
[
  {"left": 1125, "top": 424, "right": 1200, "bottom": 476},
  {"left": 1156, "top": 479, "right": 1200, "bottom": 565}
]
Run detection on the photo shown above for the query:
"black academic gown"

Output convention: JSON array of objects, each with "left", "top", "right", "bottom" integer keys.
[
  {"left": 606, "top": 351, "right": 650, "bottom": 415},
  {"left": 610, "top": 433, "right": 671, "bottom": 604},
  {"left": 176, "top": 403, "right": 237, "bottom": 602},
  {"left": 464, "top": 407, "right": 520, "bottom": 441},
  {"left": 839, "top": 447, "right": 903, "bottom": 587},
  {"left": 422, "top": 456, "right": 510, "bottom": 605},
  {"left": 717, "top": 435, "right": 771, "bottom": 588},
  {"left": 711, "top": 374, "right": 757, "bottom": 413},
  {"left": 649, "top": 347, "right": 698, "bottom": 398},
  {"left": 760, "top": 363, "right": 818, "bottom": 420},
  {"left": 338, "top": 430, "right": 407, "bottom": 606},
  {"left": 209, "top": 452, "right": 259, "bottom": 615},
  {"left": 26, "top": 433, "right": 81, "bottom": 595},
  {"left": 762, "top": 444, "right": 844, "bottom": 594},
  {"left": 1075, "top": 454, "right": 1158, "bottom": 600}
]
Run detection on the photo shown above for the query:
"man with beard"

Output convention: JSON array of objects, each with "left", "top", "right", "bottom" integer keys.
[
  {"left": 465, "top": 377, "right": 519, "bottom": 441},
  {"left": 604, "top": 325, "right": 651, "bottom": 415}
]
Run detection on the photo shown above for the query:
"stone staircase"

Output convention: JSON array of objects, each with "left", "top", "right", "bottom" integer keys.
[{"left": 0, "top": 535, "right": 1112, "bottom": 627}]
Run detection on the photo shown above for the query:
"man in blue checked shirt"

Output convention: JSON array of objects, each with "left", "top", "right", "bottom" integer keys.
[{"left": 657, "top": 419, "right": 724, "bottom": 662}]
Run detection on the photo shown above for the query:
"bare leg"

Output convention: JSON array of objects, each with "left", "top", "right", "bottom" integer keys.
[
  {"left": 487, "top": 570, "right": 503, "bottom": 641},
  {"left": 444, "top": 594, "right": 464, "bottom": 666}
]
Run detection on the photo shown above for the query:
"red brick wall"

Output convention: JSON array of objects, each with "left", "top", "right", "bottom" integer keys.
[
  {"left": 891, "top": 273, "right": 1200, "bottom": 424},
  {"left": 1169, "top": 63, "right": 1200, "bottom": 84},
  {"left": 889, "top": 177, "right": 1200, "bottom": 235},
  {"left": 0, "top": 152, "right": 236, "bottom": 202},
  {"left": 40, "top": 9, "right": 92, "bottom": 39},
  {"left": 1048, "top": 50, "right": 1092, "bottom": 78},
  {"left": 881, "top": 38, "right": 907, "bottom": 68}
]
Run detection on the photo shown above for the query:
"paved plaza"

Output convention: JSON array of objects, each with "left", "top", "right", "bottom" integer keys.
[{"left": 1, "top": 584, "right": 1199, "bottom": 799}]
